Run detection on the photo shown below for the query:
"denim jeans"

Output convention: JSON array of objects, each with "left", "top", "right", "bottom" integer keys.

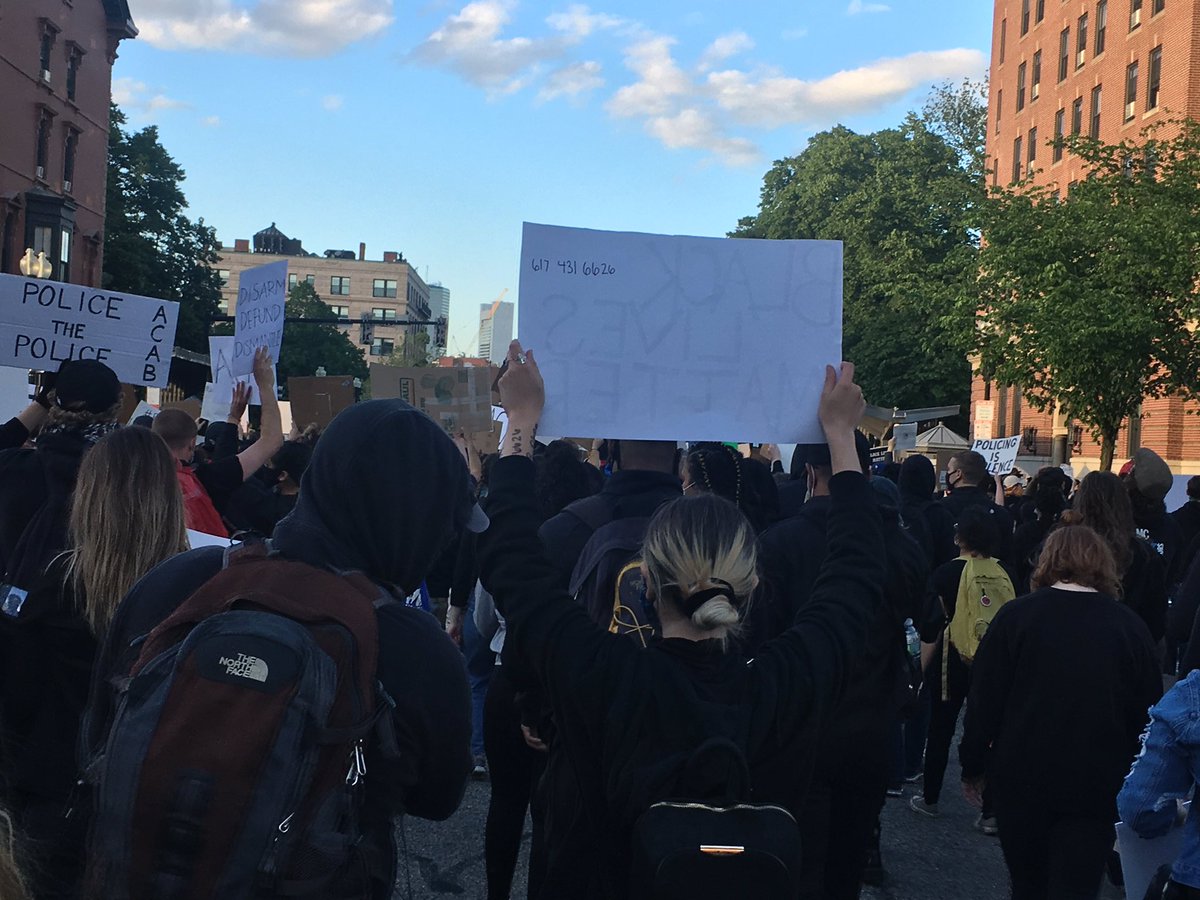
[{"left": 462, "top": 594, "right": 494, "bottom": 758}]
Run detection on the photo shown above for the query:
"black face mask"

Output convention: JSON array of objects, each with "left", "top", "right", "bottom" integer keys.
[{"left": 254, "top": 466, "right": 280, "bottom": 487}]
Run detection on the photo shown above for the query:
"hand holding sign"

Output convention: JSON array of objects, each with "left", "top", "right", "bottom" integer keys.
[
  {"left": 232, "top": 261, "right": 288, "bottom": 377},
  {"left": 972, "top": 435, "right": 1022, "bottom": 476},
  {"left": 252, "top": 347, "right": 275, "bottom": 397}
]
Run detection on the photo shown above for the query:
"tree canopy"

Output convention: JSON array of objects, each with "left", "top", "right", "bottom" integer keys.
[
  {"left": 733, "top": 81, "right": 986, "bottom": 417},
  {"left": 103, "top": 104, "right": 222, "bottom": 354},
  {"left": 971, "top": 122, "right": 1200, "bottom": 470},
  {"left": 275, "top": 282, "right": 369, "bottom": 393}
]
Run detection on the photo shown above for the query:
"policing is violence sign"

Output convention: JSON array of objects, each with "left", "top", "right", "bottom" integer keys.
[{"left": 0, "top": 273, "right": 179, "bottom": 387}]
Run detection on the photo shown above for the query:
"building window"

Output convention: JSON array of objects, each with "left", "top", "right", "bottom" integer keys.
[
  {"left": 1071, "top": 96, "right": 1084, "bottom": 135},
  {"left": 218, "top": 269, "right": 231, "bottom": 286},
  {"left": 1036, "top": 0, "right": 1045, "bottom": 22},
  {"left": 1027, "top": 126, "right": 1037, "bottom": 176},
  {"left": 1077, "top": 14, "right": 1088, "bottom": 68},
  {"left": 38, "top": 26, "right": 55, "bottom": 84},
  {"left": 372, "top": 278, "right": 398, "bottom": 299},
  {"left": 62, "top": 128, "right": 77, "bottom": 192},
  {"left": 1095, "top": 0, "right": 1107, "bottom": 54},
  {"left": 329, "top": 305, "right": 350, "bottom": 318},
  {"left": 371, "top": 307, "right": 397, "bottom": 321},
  {"left": 1032, "top": 51, "right": 1042, "bottom": 99},
  {"left": 1058, "top": 28, "right": 1070, "bottom": 81},
  {"left": 1053, "top": 108, "right": 1065, "bottom": 161},
  {"left": 59, "top": 228, "right": 72, "bottom": 283},
  {"left": 1000, "top": 18, "right": 1007, "bottom": 63},
  {"left": 34, "top": 111, "right": 52, "bottom": 180},
  {"left": 1148, "top": 46, "right": 1162, "bottom": 108},
  {"left": 1130, "top": 0, "right": 1142, "bottom": 29},
  {"left": 1017, "top": 63, "right": 1027, "bottom": 110},
  {"left": 1090, "top": 84, "right": 1102, "bottom": 138},
  {"left": 1125, "top": 61, "right": 1139, "bottom": 121},
  {"left": 288, "top": 273, "right": 298, "bottom": 289},
  {"left": 1152, "top": 0, "right": 1164, "bottom": 13},
  {"left": 217, "top": 298, "right": 229, "bottom": 314},
  {"left": 996, "top": 89, "right": 1003, "bottom": 133},
  {"left": 1021, "top": 0, "right": 1031, "bottom": 34},
  {"left": 370, "top": 338, "right": 394, "bottom": 357},
  {"left": 66, "top": 47, "right": 82, "bottom": 101},
  {"left": 305, "top": 274, "right": 315, "bottom": 286},
  {"left": 330, "top": 276, "right": 351, "bottom": 295},
  {"left": 1012, "top": 136, "right": 1023, "bottom": 183}
]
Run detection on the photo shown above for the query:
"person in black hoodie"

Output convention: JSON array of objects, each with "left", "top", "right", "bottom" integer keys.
[
  {"left": 898, "top": 455, "right": 957, "bottom": 568},
  {"left": 1010, "top": 466, "right": 1073, "bottom": 592},
  {"left": 479, "top": 341, "right": 884, "bottom": 900},
  {"left": 960, "top": 525, "right": 1160, "bottom": 900},
  {"left": 0, "top": 360, "right": 122, "bottom": 613},
  {"left": 941, "top": 450, "right": 1015, "bottom": 562},
  {"left": 83, "top": 400, "right": 478, "bottom": 899}
]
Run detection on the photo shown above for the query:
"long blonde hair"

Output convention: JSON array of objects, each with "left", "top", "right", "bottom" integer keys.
[
  {"left": 642, "top": 493, "right": 758, "bottom": 640},
  {"left": 65, "top": 427, "right": 189, "bottom": 634}
]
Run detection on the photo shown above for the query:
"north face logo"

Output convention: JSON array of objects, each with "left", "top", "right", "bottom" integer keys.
[{"left": 218, "top": 653, "right": 269, "bottom": 683}]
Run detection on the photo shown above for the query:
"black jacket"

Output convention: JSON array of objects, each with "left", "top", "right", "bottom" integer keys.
[
  {"left": 0, "top": 417, "right": 30, "bottom": 452},
  {"left": 479, "top": 458, "right": 884, "bottom": 899},
  {"left": 939, "top": 485, "right": 1015, "bottom": 562},
  {"left": 960, "top": 587, "right": 1161, "bottom": 818},
  {"left": 538, "top": 469, "right": 680, "bottom": 590}
]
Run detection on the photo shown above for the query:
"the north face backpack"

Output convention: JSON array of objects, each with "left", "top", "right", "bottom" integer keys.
[
  {"left": 629, "top": 738, "right": 801, "bottom": 900},
  {"left": 566, "top": 497, "right": 656, "bottom": 646},
  {"left": 83, "top": 544, "right": 394, "bottom": 900},
  {"left": 947, "top": 556, "right": 1016, "bottom": 665}
]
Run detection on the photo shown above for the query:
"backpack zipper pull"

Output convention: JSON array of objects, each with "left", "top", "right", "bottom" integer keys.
[{"left": 345, "top": 740, "right": 367, "bottom": 786}]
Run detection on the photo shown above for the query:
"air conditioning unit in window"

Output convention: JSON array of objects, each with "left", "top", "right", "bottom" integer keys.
[
  {"left": 1077, "top": 50, "right": 1086, "bottom": 67},
  {"left": 1125, "top": 102, "right": 1136, "bottom": 120},
  {"left": 35, "top": 166, "right": 45, "bottom": 179},
  {"left": 40, "top": 69, "right": 51, "bottom": 84},
  {"left": 1131, "top": 8, "right": 1141, "bottom": 26},
  {"left": 63, "top": 180, "right": 72, "bottom": 193},
  {"left": 1032, "top": 84, "right": 1040, "bottom": 100}
]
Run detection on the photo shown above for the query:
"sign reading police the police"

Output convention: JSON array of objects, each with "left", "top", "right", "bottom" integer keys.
[
  {"left": 232, "top": 260, "right": 288, "bottom": 377},
  {"left": 0, "top": 273, "right": 179, "bottom": 387}
]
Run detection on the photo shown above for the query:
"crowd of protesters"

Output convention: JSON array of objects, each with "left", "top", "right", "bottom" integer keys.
[{"left": 1, "top": 345, "right": 1200, "bottom": 900}]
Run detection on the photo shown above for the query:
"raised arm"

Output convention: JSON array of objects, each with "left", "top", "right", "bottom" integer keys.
[{"left": 234, "top": 349, "right": 284, "bottom": 480}]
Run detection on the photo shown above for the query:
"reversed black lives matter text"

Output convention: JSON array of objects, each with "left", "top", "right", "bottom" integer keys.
[{"left": 529, "top": 258, "right": 617, "bottom": 277}]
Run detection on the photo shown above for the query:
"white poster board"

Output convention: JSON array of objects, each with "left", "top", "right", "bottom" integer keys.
[
  {"left": 127, "top": 400, "right": 160, "bottom": 424},
  {"left": 0, "top": 368, "right": 31, "bottom": 421},
  {"left": 209, "top": 336, "right": 263, "bottom": 404},
  {"left": 231, "top": 261, "right": 288, "bottom": 376},
  {"left": 518, "top": 223, "right": 842, "bottom": 443},
  {"left": 972, "top": 435, "right": 1021, "bottom": 475},
  {"left": 0, "top": 273, "right": 179, "bottom": 387},
  {"left": 894, "top": 423, "right": 918, "bottom": 452}
]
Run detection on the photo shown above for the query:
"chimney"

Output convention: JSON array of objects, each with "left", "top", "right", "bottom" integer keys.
[
  {"left": 383, "top": 251, "right": 398, "bottom": 264},
  {"left": 359, "top": 242, "right": 366, "bottom": 261},
  {"left": 234, "top": 239, "right": 250, "bottom": 253}
]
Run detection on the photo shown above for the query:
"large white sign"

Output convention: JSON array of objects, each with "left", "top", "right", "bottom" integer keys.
[
  {"left": 209, "top": 336, "right": 263, "bottom": 405},
  {"left": 231, "top": 260, "right": 287, "bottom": 376},
  {"left": 517, "top": 223, "right": 842, "bottom": 443},
  {"left": 972, "top": 434, "right": 1021, "bottom": 476},
  {"left": 0, "top": 273, "right": 179, "bottom": 387}
]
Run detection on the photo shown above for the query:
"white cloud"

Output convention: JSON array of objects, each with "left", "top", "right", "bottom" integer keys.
[
  {"left": 707, "top": 48, "right": 986, "bottom": 128},
  {"left": 112, "top": 77, "right": 189, "bottom": 113},
  {"left": 322, "top": 93, "right": 345, "bottom": 110},
  {"left": 698, "top": 31, "right": 754, "bottom": 72},
  {"left": 545, "top": 4, "right": 624, "bottom": 38},
  {"left": 646, "top": 108, "right": 758, "bottom": 166},
  {"left": 132, "top": 0, "right": 393, "bottom": 57},
  {"left": 847, "top": 0, "right": 891, "bottom": 14},
  {"left": 606, "top": 36, "right": 691, "bottom": 118},
  {"left": 202, "top": 115, "right": 222, "bottom": 126},
  {"left": 408, "top": 0, "right": 568, "bottom": 94},
  {"left": 538, "top": 60, "right": 604, "bottom": 102}
]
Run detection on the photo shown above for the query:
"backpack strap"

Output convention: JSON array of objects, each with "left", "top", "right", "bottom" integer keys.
[{"left": 564, "top": 493, "right": 620, "bottom": 534}]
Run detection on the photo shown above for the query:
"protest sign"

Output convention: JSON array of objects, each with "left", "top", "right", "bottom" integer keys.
[
  {"left": 231, "top": 261, "right": 288, "bottom": 376},
  {"left": 893, "top": 423, "right": 918, "bottom": 452},
  {"left": 370, "top": 364, "right": 494, "bottom": 435},
  {"left": 209, "top": 336, "right": 262, "bottom": 405},
  {"left": 0, "top": 273, "right": 179, "bottom": 387},
  {"left": 200, "top": 383, "right": 226, "bottom": 423},
  {"left": 517, "top": 223, "right": 842, "bottom": 443},
  {"left": 0, "top": 368, "right": 31, "bottom": 420},
  {"left": 972, "top": 435, "right": 1021, "bottom": 476},
  {"left": 127, "top": 400, "right": 159, "bottom": 425},
  {"left": 288, "top": 375, "right": 356, "bottom": 429}
]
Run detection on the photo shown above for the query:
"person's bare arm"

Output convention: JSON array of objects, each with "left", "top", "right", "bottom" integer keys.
[
  {"left": 15, "top": 401, "right": 48, "bottom": 435},
  {"left": 235, "top": 349, "right": 284, "bottom": 480}
]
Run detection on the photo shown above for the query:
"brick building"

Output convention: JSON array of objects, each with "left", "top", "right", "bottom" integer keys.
[
  {"left": 980, "top": 0, "right": 1200, "bottom": 472},
  {"left": 0, "top": 0, "right": 136, "bottom": 286},
  {"left": 216, "top": 225, "right": 433, "bottom": 364}
]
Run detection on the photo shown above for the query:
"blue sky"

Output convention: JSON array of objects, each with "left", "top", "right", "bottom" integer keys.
[{"left": 113, "top": 0, "right": 991, "bottom": 356}]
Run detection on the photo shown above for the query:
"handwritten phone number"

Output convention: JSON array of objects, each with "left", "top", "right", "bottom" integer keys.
[{"left": 529, "top": 258, "right": 617, "bottom": 276}]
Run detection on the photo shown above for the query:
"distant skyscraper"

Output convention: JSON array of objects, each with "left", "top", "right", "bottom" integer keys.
[
  {"left": 478, "top": 300, "right": 514, "bottom": 364},
  {"left": 428, "top": 283, "right": 450, "bottom": 352}
]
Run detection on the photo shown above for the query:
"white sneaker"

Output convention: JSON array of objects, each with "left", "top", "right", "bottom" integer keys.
[
  {"left": 909, "top": 796, "right": 940, "bottom": 818},
  {"left": 975, "top": 815, "right": 999, "bottom": 836}
]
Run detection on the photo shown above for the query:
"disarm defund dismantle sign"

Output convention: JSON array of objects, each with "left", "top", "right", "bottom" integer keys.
[{"left": 0, "top": 273, "right": 180, "bottom": 387}]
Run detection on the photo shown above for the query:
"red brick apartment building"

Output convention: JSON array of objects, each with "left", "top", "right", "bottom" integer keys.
[
  {"left": 979, "top": 0, "right": 1200, "bottom": 472},
  {"left": 0, "top": 1, "right": 136, "bottom": 287}
]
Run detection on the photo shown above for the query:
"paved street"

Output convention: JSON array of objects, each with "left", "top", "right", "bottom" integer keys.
[{"left": 396, "top": 749, "right": 1128, "bottom": 900}]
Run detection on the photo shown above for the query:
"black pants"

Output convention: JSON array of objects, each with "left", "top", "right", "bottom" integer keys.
[
  {"left": 483, "top": 667, "right": 546, "bottom": 900},
  {"left": 995, "top": 800, "right": 1113, "bottom": 900},
  {"left": 796, "top": 730, "right": 890, "bottom": 900}
]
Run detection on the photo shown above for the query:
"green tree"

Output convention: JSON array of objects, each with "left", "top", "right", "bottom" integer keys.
[
  {"left": 103, "top": 104, "right": 222, "bottom": 353},
  {"left": 734, "top": 107, "right": 983, "bottom": 415},
  {"left": 922, "top": 77, "right": 990, "bottom": 186},
  {"left": 382, "top": 330, "right": 432, "bottom": 368},
  {"left": 275, "top": 282, "right": 369, "bottom": 393},
  {"left": 971, "top": 122, "right": 1200, "bottom": 470}
]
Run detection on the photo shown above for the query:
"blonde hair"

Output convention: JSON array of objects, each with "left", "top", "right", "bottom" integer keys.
[
  {"left": 45, "top": 399, "right": 122, "bottom": 430},
  {"left": 65, "top": 428, "right": 189, "bottom": 634},
  {"left": 642, "top": 494, "right": 757, "bottom": 640},
  {"left": 0, "top": 809, "right": 29, "bottom": 900}
]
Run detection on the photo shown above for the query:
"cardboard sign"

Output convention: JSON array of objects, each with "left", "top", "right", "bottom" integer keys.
[
  {"left": 517, "top": 223, "right": 842, "bottom": 443},
  {"left": 232, "top": 260, "right": 288, "bottom": 376},
  {"left": 0, "top": 273, "right": 179, "bottom": 387},
  {"left": 370, "top": 364, "right": 494, "bottom": 435},
  {"left": 972, "top": 435, "right": 1021, "bottom": 476},
  {"left": 288, "top": 375, "right": 356, "bottom": 429},
  {"left": 162, "top": 397, "right": 202, "bottom": 421}
]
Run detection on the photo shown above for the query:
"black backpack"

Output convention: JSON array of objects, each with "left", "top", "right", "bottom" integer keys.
[
  {"left": 82, "top": 545, "right": 396, "bottom": 900},
  {"left": 629, "top": 738, "right": 801, "bottom": 900},
  {"left": 566, "top": 496, "right": 657, "bottom": 645}
]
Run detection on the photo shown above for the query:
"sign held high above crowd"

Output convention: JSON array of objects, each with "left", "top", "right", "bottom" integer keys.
[
  {"left": 0, "top": 273, "right": 179, "bottom": 387},
  {"left": 371, "top": 364, "right": 494, "bottom": 435},
  {"left": 232, "top": 260, "right": 288, "bottom": 377},
  {"left": 972, "top": 435, "right": 1021, "bottom": 476},
  {"left": 517, "top": 223, "right": 843, "bottom": 443}
]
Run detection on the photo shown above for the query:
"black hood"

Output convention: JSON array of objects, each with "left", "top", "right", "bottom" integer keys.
[
  {"left": 272, "top": 400, "right": 481, "bottom": 593},
  {"left": 898, "top": 455, "right": 937, "bottom": 503}
]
